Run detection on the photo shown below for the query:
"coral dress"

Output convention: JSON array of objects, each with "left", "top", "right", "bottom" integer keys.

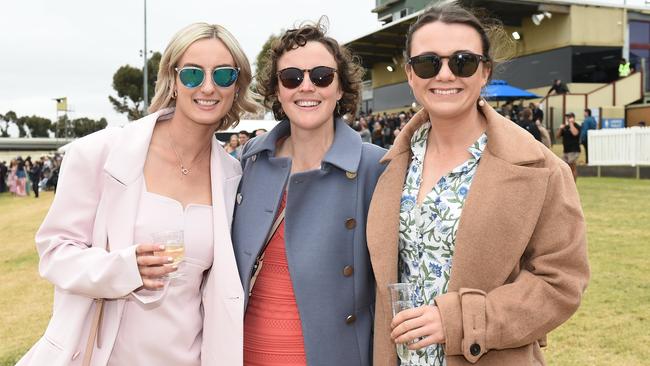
[{"left": 244, "top": 193, "right": 307, "bottom": 366}]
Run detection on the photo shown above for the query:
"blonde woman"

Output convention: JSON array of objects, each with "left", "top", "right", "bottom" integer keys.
[{"left": 18, "top": 22, "right": 257, "bottom": 366}]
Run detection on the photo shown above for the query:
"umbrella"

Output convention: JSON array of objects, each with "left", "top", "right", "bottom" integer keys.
[{"left": 481, "top": 80, "right": 539, "bottom": 101}]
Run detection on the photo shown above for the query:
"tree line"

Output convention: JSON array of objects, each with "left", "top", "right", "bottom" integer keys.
[
  {"left": 0, "top": 112, "right": 107, "bottom": 138},
  {"left": 2, "top": 34, "right": 280, "bottom": 138}
]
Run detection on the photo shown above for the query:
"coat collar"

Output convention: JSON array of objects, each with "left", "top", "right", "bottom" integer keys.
[
  {"left": 103, "top": 107, "right": 240, "bottom": 185},
  {"left": 382, "top": 103, "right": 545, "bottom": 166},
  {"left": 241, "top": 118, "right": 363, "bottom": 173}
]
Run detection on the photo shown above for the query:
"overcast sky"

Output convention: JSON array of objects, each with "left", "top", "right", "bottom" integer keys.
[{"left": 1, "top": 0, "right": 379, "bottom": 128}]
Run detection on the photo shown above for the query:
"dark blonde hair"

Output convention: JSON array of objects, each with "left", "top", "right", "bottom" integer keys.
[
  {"left": 256, "top": 18, "right": 364, "bottom": 120},
  {"left": 405, "top": 1, "right": 511, "bottom": 81},
  {"left": 149, "top": 23, "right": 258, "bottom": 130}
]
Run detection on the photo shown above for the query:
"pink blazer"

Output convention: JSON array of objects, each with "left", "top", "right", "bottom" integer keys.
[{"left": 17, "top": 108, "right": 245, "bottom": 366}]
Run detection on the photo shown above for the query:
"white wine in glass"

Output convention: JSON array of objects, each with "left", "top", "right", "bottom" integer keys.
[{"left": 152, "top": 230, "right": 185, "bottom": 279}]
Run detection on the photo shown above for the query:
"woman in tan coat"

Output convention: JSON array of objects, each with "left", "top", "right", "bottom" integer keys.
[{"left": 366, "top": 3, "right": 589, "bottom": 366}]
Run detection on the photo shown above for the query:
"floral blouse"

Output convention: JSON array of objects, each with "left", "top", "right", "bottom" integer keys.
[{"left": 398, "top": 122, "right": 487, "bottom": 365}]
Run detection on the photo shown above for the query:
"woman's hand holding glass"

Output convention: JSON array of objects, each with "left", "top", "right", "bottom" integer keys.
[
  {"left": 390, "top": 304, "right": 446, "bottom": 350},
  {"left": 135, "top": 243, "right": 178, "bottom": 290}
]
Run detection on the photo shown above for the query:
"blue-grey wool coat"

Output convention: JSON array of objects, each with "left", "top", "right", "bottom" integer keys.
[{"left": 232, "top": 118, "right": 387, "bottom": 366}]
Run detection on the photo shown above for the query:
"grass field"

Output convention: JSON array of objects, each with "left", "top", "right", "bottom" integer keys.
[{"left": 1, "top": 177, "right": 649, "bottom": 365}]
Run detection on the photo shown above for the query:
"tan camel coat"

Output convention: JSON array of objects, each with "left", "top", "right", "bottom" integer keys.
[{"left": 367, "top": 104, "right": 589, "bottom": 366}]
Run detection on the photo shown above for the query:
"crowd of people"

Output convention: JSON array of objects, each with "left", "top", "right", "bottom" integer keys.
[
  {"left": 222, "top": 128, "right": 267, "bottom": 158},
  {"left": 349, "top": 110, "right": 415, "bottom": 148},
  {"left": 0, "top": 154, "right": 61, "bottom": 198},
  {"left": 349, "top": 99, "right": 602, "bottom": 184}
]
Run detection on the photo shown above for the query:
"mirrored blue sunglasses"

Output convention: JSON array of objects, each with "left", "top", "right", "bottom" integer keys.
[{"left": 175, "top": 66, "right": 239, "bottom": 88}]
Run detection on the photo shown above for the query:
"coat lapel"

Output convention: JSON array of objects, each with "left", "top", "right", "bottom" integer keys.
[
  {"left": 102, "top": 110, "right": 166, "bottom": 251},
  {"left": 448, "top": 103, "right": 550, "bottom": 290},
  {"left": 209, "top": 138, "right": 244, "bottom": 303},
  {"left": 448, "top": 150, "right": 549, "bottom": 290}
]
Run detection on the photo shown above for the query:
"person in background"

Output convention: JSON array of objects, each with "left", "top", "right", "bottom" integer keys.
[
  {"left": 518, "top": 107, "right": 541, "bottom": 142},
  {"left": 232, "top": 20, "right": 386, "bottom": 366},
  {"left": 359, "top": 117, "right": 372, "bottom": 143},
  {"left": 372, "top": 121, "right": 385, "bottom": 147},
  {"left": 254, "top": 128, "right": 267, "bottom": 136},
  {"left": 529, "top": 102, "right": 543, "bottom": 124},
  {"left": 24, "top": 158, "right": 33, "bottom": 196},
  {"left": 546, "top": 78, "right": 569, "bottom": 97},
  {"left": 536, "top": 119, "right": 552, "bottom": 148},
  {"left": 29, "top": 160, "right": 42, "bottom": 198},
  {"left": 557, "top": 112, "right": 581, "bottom": 181},
  {"left": 368, "top": 3, "right": 589, "bottom": 365},
  {"left": 8, "top": 159, "right": 18, "bottom": 196},
  {"left": 0, "top": 161, "right": 7, "bottom": 193},
  {"left": 580, "top": 109, "right": 597, "bottom": 164},
  {"left": 618, "top": 58, "right": 631, "bottom": 78},
  {"left": 225, "top": 133, "right": 240, "bottom": 157},
  {"left": 15, "top": 156, "right": 27, "bottom": 197},
  {"left": 236, "top": 129, "right": 250, "bottom": 158}
]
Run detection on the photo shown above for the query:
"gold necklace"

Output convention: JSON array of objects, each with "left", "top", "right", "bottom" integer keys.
[{"left": 167, "top": 125, "right": 211, "bottom": 176}]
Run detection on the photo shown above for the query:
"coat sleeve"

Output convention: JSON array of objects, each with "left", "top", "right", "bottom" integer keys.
[
  {"left": 35, "top": 134, "right": 143, "bottom": 299},
  {"left": 435, "top": 162, "right": 590, "bottom": 363}
]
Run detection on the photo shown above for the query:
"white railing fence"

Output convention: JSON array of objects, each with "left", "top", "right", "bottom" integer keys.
[{"left": 588, "top": 127, "right": 650, "bottom": 166}]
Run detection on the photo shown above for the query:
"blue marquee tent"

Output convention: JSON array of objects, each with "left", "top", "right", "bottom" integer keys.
[{"left": 481, "top": 80, "right": 539, "bottom": 101}]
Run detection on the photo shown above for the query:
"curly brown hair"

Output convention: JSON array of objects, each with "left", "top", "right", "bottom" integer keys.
[{"left": 256, "top": 19, "right": 364, "bottom": 121}]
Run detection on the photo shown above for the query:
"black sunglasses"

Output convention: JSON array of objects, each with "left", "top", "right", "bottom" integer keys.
[
  {"left": 277, "top": 66, "right": 337, "bottom": 89},
  {"left": 408, "top": 52, "right": 490, "bottom": 79}
]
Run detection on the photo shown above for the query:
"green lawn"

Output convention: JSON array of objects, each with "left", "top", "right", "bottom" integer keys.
[{"left": 1, "top": 178, "right": 649, "bottom": 365}]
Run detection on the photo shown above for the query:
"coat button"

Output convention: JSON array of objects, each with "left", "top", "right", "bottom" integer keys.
[
  {"left": 346, "top": 171, "right": 357, "bottom": 179},
  {"left": 343, "top": 265, "right": 354, "bottom": 277},
  {"left": 345, "top": 314, "right": 356, "bottom": 324},
  {"left": 470, "top": 343, "right": 481, "bottom": 356},
  {"left": 236, "top": 193, "right": 243, "bottom": 205},
  {"left": 251, "top": 154, "right": 257, "bottom": 162},
  {"left": 345, "top": 218, "right": 356, "bottom": 230}
]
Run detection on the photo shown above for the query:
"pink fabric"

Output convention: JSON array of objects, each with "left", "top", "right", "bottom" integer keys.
[
  {"left": 244, "top": 193, "right": 307, "bottom": 366},
  {"left": 8, "top": 167, "right": 17, "bottom": 194},
  {"left": 108, "top": 186, "right": 213, "bottom": 366}
]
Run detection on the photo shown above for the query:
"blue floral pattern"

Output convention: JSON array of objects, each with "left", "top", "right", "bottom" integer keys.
[{"left": 398, "top": 122, "right": 487, "bottom": 365}]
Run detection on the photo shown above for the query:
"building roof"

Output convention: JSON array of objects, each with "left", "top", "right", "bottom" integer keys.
[{"left": 0, "top": 137, "right": 74, "bottom": 151}]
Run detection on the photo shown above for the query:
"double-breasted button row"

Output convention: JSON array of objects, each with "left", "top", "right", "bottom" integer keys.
[
  {"left": 342, "top": 265, "right": 354, "bottom": 277},
  {"left": 345, "top": 314, "right": 356, "bottom": 324},
  {"left": 345, "top": 218, "right": 356, "bottom": 229}
]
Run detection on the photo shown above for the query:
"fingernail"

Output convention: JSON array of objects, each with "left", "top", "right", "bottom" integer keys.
[
  {"left": 171, "top": 264, "right": 178, "bottom": 270},
  {"left": 167, "top": 257, "right": 174, "bottom": 263},
  {"left": 159, "top": 245, "right": 165, "bottom": 250}
]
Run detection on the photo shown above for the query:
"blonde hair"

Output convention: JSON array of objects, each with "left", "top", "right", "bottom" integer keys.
[{"left": 149, "top": 22, "right": 258, "bottom": 130}]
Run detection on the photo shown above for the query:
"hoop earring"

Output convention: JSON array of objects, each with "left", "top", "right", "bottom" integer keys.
[
  {"left": 335, "top": 100, "right": 341, "bottom": 116},
  {"left": 235, "top": 90, "right": 239, "bottom": 100},
  {"left": 172, "top": 90, "right": 177, "bottom": 99}
]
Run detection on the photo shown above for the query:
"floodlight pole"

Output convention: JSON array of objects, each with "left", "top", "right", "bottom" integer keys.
[{"left": 143, "top": 0, "right": 149, "bottom": 114}]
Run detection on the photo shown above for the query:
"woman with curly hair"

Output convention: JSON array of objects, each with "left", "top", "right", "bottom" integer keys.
[{"left": 231, "top": 19, "right": 386, "bottom": 366}]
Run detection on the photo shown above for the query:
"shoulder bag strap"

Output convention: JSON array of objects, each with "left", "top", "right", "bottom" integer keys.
[
  {"left": 82, "top": 240, "right": 110, "bottom": 366},
  {"left": 248, "top": 207, "right": 285, "bottom": 296}
]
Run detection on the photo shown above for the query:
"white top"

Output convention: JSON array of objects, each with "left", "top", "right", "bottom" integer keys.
[{"left": 107, "top": 182, "right": 213, "bottom": 366}]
